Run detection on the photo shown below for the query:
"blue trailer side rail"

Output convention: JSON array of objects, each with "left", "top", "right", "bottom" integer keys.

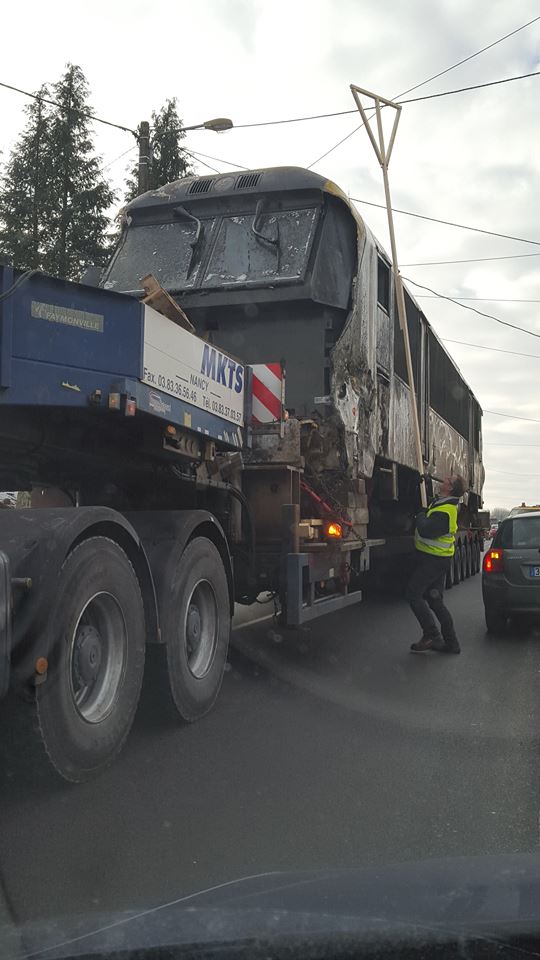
[{"left": 0, "top": 266, "right": 244, "bottom": 449}]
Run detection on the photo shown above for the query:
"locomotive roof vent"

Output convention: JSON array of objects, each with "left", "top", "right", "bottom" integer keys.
[
  {"left": 235, "top": 172, "right": 262, "bottom": 190},
  {"left": 188, "top": 178, "right": 214, "bottom": 195}
]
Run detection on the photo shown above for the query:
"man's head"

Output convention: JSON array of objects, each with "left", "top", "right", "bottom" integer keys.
[{"left": 440, "top": 475, "right": 466, "bottom": 498}]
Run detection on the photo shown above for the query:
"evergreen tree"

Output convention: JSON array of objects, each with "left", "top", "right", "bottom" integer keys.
[
  {"left": 0, "top": 87, "right": 55, "bottom": 271},
  {"left": 44, "top": 64, "right": 116, "bottom": 279},
  {"left": 124, "top": 99, "right": 194, "bottom": 202}
]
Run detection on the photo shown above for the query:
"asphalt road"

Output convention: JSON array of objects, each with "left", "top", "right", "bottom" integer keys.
[{"left": 1, "top": 570, "right": 539, "bottom": 932}]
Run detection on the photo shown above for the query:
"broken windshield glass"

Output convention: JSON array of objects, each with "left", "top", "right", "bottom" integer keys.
[
  {"left": 203, "top": 207, "right": 318, "bottom": 287},
  {"left": 103, "top": 220, "right": 215, "bottom": 292}
]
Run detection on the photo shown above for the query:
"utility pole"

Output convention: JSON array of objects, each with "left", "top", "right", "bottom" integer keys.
[
  {"left": 350, "top": 84, "right": 427, "bottom": 508},
  {"left": 138, "top": 121, "right": 151, "bottom": 195},
  {"left": 32, "top": 98, "right": 43, "bottom": 269},
  {"left": 59, "top": 68, "right": 74, "bottom": 281}
]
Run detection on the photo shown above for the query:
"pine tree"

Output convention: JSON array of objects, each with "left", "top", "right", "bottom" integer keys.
[
  {"left": 44, "top": 64, "right": 116, "bottom": 279},
  {"left": 124, "top": 99, "right": 194, "bottom": 202},
  {"left": 0, "top": 87, "right": 55, "bottom": 271}
]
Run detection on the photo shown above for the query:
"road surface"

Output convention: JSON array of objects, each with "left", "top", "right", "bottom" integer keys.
[{"left": 0, "top": 572, "right": 539, "bottom": 931}]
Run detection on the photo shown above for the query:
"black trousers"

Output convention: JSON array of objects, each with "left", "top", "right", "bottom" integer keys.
[{"left": 405, "top": 552, "right": 458, "bottom": 643}]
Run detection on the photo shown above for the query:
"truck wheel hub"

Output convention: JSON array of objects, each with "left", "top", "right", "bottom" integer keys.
[
  {"left": 74, "top": 625, "right": 102, "bottom": 683},
  {"left": 187, "top": 605, "right": 201, "bottom": 650},
  {"left": 184, "top": 580, "right": 218, "bottom": 679}
]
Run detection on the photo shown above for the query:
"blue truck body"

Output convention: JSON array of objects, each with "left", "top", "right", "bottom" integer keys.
[{"left": 0, "top": 266, "right": 244, "bottom": 448}]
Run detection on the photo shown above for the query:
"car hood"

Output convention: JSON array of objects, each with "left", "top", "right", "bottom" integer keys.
[{"left": 3, "top": 852, "right": 540, "bottom": 959}]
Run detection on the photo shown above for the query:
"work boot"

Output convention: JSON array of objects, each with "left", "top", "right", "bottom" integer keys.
[
  {"left": 442, "top": 640, "right": 461, "bottom": 655},
  {"left": 410, "top": 635, "right": 445, "bottom": 653}
]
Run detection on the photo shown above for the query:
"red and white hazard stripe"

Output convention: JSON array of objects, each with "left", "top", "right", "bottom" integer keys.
[{"left": 250, "top": 362, "right": 284, "bottom": 424}]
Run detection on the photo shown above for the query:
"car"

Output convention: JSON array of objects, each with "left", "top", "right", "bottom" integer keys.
[
  {"left": 488, "top": 522, "right": 499, "bottom": 539},
  {"left": 507, "top": 503, "right": 540, "bottom": 518},
  {"left": 482, "top": 511, "right": 540, "bottom": 632}
]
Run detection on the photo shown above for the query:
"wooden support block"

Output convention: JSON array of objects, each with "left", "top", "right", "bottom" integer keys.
[{"left": 141, "top": 274, "right": 195, "bottom": 332}]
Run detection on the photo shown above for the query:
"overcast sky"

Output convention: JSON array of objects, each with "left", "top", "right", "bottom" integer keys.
[{"left": 1, "top": 0, "right": 540, "bottom": 509}]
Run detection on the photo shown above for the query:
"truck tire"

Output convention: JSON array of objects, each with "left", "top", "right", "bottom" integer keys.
[
  {"left": 460, "top": 544, "right": 467, "bottom": 581},
  {"left": 453, "top": 550, "right": 461, "bottom": 585},
  {"left": 164, "top": 537, "right": 230, "bottom": 722},
  {"left": 445, "top": 557, "right": 454, "bottom": 589},
  {"left": 36, "top": 537, "right": 146, "bottom": 782},
  {"left": 474, "top": 539, "right": 481, "bottom": 574},
  {"left": 465, "top": 540, "right": 472, "bottom": 578}
]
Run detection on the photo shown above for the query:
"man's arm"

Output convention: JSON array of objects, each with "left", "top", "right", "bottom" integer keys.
[{"left": 416, "top": 510, "right": 450, "bottom": 538}]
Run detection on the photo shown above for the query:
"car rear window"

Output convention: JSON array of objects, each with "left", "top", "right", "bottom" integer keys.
[{"left": 499, "top": 516, "right": 540, "bottom": 548}]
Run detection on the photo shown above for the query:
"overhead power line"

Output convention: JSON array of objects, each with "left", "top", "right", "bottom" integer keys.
[
  {"left": 419, "top": 296, "right": 540, "bottom": 303},
  {"left": 484, "top": 409, "right": 540, "bottom": 423},
  {"left": 390, "top": 14, "right": 540, "bottom": 95},
  {"left": 185, "top": 148, "right": 249, "bottom": 170},
  {"left": 235, "top": 108, "right": 355, "bottom": 129},
  {"left": 306, "top": 70, "right": 540, "bottom": 167},
  {"left": 403, "top": 276, "right": 540, "bottom": 341},
  {"left": 3, "top": 20, "right": 539, "bottom": 152},
  {"left": 101, "top": 144, "right": 137, "bottom": 172},
  {"left": 398, "top": 69, "right": 540, "bottom": 104},
  {"left": 0, "top": 79, "right": 137, "bottom": 135},
  {"left": 442, "top": 338, "right": 540, "bottom": 361},
  {"left": 352, "top": 197, "right": 540, "bottom": 247},
  {"left": 489, "top": 468, "right": 540, "bottom": 478},
  {"left": 307, "top": 14, "right": 540, "bottom": 167},
  {"left": 181, "top": 147, "right": 221, "bottom": 174},
  {"left": 402, "top": 252, "right": 540, "bottom": 266}
]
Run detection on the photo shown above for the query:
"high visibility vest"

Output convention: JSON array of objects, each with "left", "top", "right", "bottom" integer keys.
[{"left": 415, "top": 499, "right": 458, "bottom": 557}]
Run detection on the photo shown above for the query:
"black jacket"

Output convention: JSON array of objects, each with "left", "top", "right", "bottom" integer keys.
[{"left": 415, "top": 496, "right": 460, "bottom": 539}]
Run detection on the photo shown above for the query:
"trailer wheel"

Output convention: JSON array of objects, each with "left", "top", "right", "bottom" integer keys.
[
  {"left": 36, "top": 537, "right": 145, "bottom": 782},
  {"left": 465, "top": 540, "right": 472, "bottom": 578},
  {"left": 164, "top": 537, "right": 230, "bottom": 722},
  {"left": 453, "top": 549, "right": 461, "bottom": 585},
  {"left": 460, "top": 544, "right": 467, "bottom": 581},
  {"left": 472, "top": 541, "right": 477, "bottom": 574},
  {"left": 477, "top": 540, "right": 482, "bottom": 573}
]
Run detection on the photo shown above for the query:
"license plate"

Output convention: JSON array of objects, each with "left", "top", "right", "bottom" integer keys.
[{"left": 529, "top": 567, "right": 540, "bottom": 577}]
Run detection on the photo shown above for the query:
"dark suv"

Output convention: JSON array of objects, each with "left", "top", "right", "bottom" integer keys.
[{"left": 482, "top": 512, "right": 540, "bottom": 633}]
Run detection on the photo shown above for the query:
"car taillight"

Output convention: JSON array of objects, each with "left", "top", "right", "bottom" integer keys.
[{"left": 483, "top": 548, "right": 504, "bottom": 573}]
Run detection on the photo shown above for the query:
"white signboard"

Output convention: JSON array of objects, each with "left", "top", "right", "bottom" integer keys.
[{"left": 142, "top": 305, "right": 244, "bottom": 426}]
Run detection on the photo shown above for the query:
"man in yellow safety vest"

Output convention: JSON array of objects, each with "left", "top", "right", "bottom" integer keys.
[{"left": 406, "top": 474, "right": 467, "bottom": 654}]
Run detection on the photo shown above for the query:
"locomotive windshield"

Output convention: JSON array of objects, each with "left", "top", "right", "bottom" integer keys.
[{"left": 104, "top": 206, "right": 320, "bottom": 294}]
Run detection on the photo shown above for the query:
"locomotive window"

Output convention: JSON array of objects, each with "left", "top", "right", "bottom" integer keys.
[
  {"left": 377, "top": 257, "right": 390, "bottom": 313},
  {"left": 104, "top": 220, "right": 212, "bottom": 292},
  {"left": 394, "top": 291, "right": 420, "bottom": 386},
  {"left": 472, "top": 399, "right": 482, "bottom": 452},
  {"left": 429, "top": 331, "right": 470, "bottom": 439},
  {"left": 203, "top": 207, "right": 318, "bottom": 287}
]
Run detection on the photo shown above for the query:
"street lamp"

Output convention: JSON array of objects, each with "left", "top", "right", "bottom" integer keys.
[
  {"left": 182, "top": 117, "right": 234, "bottom": 133},
  {"left": 138, "top": 117, "right": 234, "bottom": 194}
]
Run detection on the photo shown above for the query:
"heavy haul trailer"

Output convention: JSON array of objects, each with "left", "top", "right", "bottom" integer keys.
[
  {"left": 105, "top": 165, "right": 485, "bottom": 580},
  {"left": 0, "top": 265, "right": 373, "bottom": 782}
]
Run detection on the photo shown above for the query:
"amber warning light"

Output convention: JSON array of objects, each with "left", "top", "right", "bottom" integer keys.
[{"left": 325, "top": 522, "right": 343, "bottom": 539}]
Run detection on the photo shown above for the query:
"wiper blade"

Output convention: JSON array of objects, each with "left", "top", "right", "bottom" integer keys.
[
  {"left": 252, "top": 199, "right": 280, "bottom": 249},
  {"left": 173, "top": 204, "right": 204, "bottom": 277}
]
